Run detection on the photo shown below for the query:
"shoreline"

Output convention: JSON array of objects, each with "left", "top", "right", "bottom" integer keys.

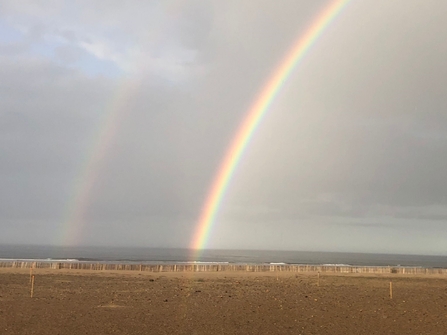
[{"left": 1, "top": 260, "right": 447, "bottom": 275}]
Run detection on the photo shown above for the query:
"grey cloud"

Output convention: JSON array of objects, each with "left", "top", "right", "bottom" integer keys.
[
  {"left": 54, "top": 44, "right": 84, "bottom": 63},
  {"left": 1, "top": 1, "right": 447, "bottom": 253}
]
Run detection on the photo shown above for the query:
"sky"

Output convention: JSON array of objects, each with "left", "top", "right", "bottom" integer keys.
[{"left": 1, "top": 0, "right": 447, "bottom": 255}]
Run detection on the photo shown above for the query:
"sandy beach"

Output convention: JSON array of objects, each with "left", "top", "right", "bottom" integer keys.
[{"left": 1, "top": 268, "right": 446, "bottom": 334}]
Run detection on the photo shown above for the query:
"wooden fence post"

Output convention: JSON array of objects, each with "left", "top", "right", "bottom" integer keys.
[{"left": 30, "top": 275, "right": 35, "bottom": 298}]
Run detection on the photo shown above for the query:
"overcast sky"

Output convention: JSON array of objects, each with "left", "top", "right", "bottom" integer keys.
[{"left": 1, "top": 0, "right": 447, "bottom": 255}]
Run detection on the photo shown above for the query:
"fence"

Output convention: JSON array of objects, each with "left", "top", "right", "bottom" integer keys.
[{"left": 1, "top": 261, "right": 446, "bottom": 275}]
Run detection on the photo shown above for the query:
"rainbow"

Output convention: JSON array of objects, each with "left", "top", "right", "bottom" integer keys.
[
  {"left": 60, "top": 79, "right": 140, "bottom": 246},
  {"left": 191, "top": 0, "right": 351, "bottom": 251},
  {"left": 58, "top": 1, "right": 187, "bottom": 245}
]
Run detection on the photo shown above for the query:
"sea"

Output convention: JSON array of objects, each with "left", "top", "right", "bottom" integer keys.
[{"left": 0, "top": 245, "right": 446, "bottom": 268}]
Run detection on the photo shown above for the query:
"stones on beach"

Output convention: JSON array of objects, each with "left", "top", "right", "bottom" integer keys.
[{"left": 3, "top": 271, "right": 447, "bottom": 334}]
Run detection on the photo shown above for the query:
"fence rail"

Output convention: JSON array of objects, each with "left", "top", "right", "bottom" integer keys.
[{"left": 1, "top": 261, "right": 446, "bottom": 275}]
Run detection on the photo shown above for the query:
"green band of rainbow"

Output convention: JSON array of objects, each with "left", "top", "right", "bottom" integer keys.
[{"left": 192, "top": 0, "right": 351, "bottom": 250}]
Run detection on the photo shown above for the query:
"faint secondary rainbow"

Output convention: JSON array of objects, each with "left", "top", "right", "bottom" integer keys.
[
  {"left": 60, "top": 78, "right": 140, "bottom": 246},
  {"left": 58, "top": 1, "right": 188, "bottom": 246},
  {"left": 191, "top": 0, "right": 351, "bottom": 250}
]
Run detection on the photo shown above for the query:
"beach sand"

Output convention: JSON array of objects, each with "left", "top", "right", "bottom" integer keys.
[{"left": 1, "top": 268, "right": 446, "bottom": 334}]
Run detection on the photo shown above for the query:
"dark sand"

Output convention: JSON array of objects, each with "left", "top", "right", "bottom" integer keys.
[{"left": 1, "top": 268, "right": 447, "bottom": 334}]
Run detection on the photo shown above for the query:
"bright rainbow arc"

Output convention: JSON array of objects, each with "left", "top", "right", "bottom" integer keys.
[{"left": 191, "top": 0, "right": 351, "bottom": 251}]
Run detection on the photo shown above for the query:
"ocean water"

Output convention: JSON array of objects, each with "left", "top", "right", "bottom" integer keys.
[{"left": 0, "top": 244, "right": 446, "bottom": 268}]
